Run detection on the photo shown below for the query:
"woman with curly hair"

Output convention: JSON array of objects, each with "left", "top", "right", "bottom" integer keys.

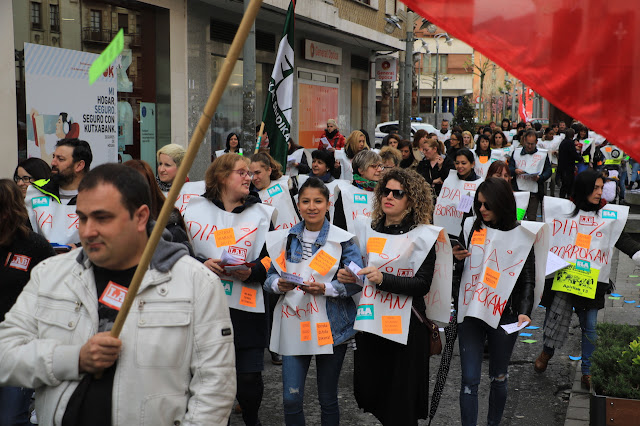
[{"left": 345, "top": 168, "right": 440, "bottom": 425}]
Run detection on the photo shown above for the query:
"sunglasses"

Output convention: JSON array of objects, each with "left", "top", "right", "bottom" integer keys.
[
  {"left": 381, "top": 187, "right": 406, "bottom": 200},
  {"left": 474, "top": 201, "right": 492, "bottom": 211}
]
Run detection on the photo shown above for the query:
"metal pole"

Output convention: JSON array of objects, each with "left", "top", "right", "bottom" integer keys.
[
  {"left": 417, "top": 57, "right": 421, "bottom": 118},
  {"left": 521, "top": 81, "right": 526, "bottom": 121},
  {"left": 511, "top": 79, "right": 517, "bottom": 120},
  {"left": 434, "top": 42, "right": 439, "bottom": 125},
  {"left": 242, "top": 0, "right": 257, "bottom": 153},
  {"left": 398, "top": 53, "right": 405, "bottom": 135},
  {"left": 402, "top": 11, "right": 414, "bottom": 139},
  {"left": 390, "top": 82, "right": 395, "bottom": 121}
]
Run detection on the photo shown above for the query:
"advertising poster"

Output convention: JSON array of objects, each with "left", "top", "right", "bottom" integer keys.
[
  {"left": 297, "top": 83, "right": 338, "bottom": 148},
  {"left": 140, "top": 102, "right": 157, "bottom": 166},
  {"left": 25, "top": 43, "right": 118, "bottom": 166}
]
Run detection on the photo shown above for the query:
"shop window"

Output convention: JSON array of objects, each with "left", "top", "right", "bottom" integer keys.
[
  {"left": 50, "top": 5, "right": 60, "bottom": 32},
  {"left": 118, "top": 13, "right": 128, "bottom": 34},
  {"left": 210, "top": 19, "right": 275, "bottom": 52},
  {"left": 30, "top": 2, "right": 41, "bottom": 30}
]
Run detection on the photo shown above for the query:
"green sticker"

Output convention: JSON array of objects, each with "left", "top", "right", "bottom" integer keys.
[
  {"left": 609, "top": 296, "right": 621, "bottom": 300},
  {"left": 629, "top": 275, "right": 639, "bottom": 278},
  {"left": 521, "top": 339, "right": 537, "bottom": 344},
  {"left": 222, "top": 280, "right": 233, "bottom": 296},
  {"left": 88, "top": 29, "right": 124, "bottom": 85},
  {"left": 516, "top": 208, "right": 526, "bottom": 221}
]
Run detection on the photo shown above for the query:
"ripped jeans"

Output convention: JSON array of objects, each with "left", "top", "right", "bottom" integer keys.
[
  {"left": 281, "top": 344, "right": 347, "bottom": 426},
  {"left": 458, "top": 316, "right": 519, "bottom": 426}
]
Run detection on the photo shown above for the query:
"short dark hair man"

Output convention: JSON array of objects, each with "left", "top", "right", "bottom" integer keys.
[
  {"left": 0, "top": 164, "right": 235, "bottom": 425},
  {"left": 25, "top": 139, "right": 94, "bottom": 247},
  {"left": 509, "top": 130, "right": 552, "bottom": 220},
  {"left": 437, "top": 119, "right": 451, "bottom": 143}
]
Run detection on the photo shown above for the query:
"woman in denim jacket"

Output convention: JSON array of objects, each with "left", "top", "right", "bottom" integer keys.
[{"left": 264, "top": 177, "right": 363, "bottom": 425}]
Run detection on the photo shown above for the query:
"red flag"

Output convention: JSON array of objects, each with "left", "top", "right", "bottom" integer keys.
[{"left": 405, "top": 0, "right": 639, "bottom": 158}]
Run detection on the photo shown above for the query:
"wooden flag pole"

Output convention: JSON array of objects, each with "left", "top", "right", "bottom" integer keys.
[
  {"left": 109, "top": 0, "right": 264, "bottom": 339},
  {"left": 254, "top": 121, "right": 266, "bottom": 154}
]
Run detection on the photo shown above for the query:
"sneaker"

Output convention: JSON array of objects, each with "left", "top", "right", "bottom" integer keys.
[{"left": 270, "top": 351, "right": 283, "bottom": 365}]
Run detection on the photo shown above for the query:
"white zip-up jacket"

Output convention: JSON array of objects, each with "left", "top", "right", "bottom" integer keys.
[{"left": 0, "top": 238, "right": 236, "bottom": 425}]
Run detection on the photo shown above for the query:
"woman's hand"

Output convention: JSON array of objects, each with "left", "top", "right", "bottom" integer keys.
[
  {"left": 277, "top": 278, "right": 296, "bottom": 293},
  {"left": 230, "top": 269, "right": 251, "bottom": 282},
  {"left": 204, "top": 258, "right": 226, "bottom": 276},
  {"left": 452, "top": 246, "right": 471, "bottom": 261},
  {"left": 304, "top": 282, "right": 326, "bottom": 296},
  {"left": 436, "top": 156, "right": 444, "bottom": 166},
  {"left": 432, "top": 178, "right": 443, "bottom": 185},
  {"left": 517, "top": 314, "right": 531, "bottom": 327},
  {"left": 337, "top": 268, "right": 357, "bottom": 284},
  {"left": 359, "top": 266, "right": 383, "bottom": 285}
]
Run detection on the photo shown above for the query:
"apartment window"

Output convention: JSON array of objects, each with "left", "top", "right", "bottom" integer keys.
[
  {"left": 50, "top": 4, "right": 60, "bottom": 32},
  {"left": 423, "top": 54, "right": 448, "bottom": 74},
  {"left": 353, "top": 0, "right": 371, "bottom": 4},
  {"left": 90, "top": 10, "right": 102, "bottom": 33},
  {"left": 30, "top": 2, "right": 42, "bottom": 30},
  {"left": 118, "top": 13, "right": 128, "bottom": 34}
]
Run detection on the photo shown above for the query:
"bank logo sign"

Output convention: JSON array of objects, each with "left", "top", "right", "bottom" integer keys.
[
  {"left": 354, "top": 194, "right": 368, "bottom": 204},
  {"left": 356, "top": 304, "right": 374, "bottom": 320},
  {"left": 576, "top": 259, "right": 591, "bottom": 272},
  {"left": 601, "top": 210, "right": 617, "bottom": 220},
  {"left": 267, "top": 184, "right": 283, "bottom": 197},
  {"left": 32, "top": 196, "right": 49, "bottom": 208}
]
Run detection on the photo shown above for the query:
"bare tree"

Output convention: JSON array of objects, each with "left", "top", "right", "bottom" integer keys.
[{"left": 465, "top": 53, "right": 492, "bottom": 122}]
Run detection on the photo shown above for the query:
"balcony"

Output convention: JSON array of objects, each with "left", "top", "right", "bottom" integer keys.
[{"left": 82, "top": 27, "right": 141, "bottom": 48}]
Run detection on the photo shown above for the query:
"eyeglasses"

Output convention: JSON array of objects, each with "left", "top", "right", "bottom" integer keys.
[
  {"left": 475, "top": 201, "right": 492, "bottom": 211},
  {"left": 14, "top": 175, "right": 34, "bottom": 184},
  {"left": 381, "top": 187, "right": 406, "bottom": 200},
  {"left": 370, "top": 164, "right": 385, "bottom": 171},
  {"left": 233, "top": 169, "right": 254, "bottom": 179}
]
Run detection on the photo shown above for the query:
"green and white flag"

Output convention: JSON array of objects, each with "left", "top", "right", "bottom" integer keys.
[{"left": 262, "top": 0, "right": 295, "bottom": 168}]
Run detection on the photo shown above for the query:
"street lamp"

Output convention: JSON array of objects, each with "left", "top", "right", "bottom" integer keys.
[
  {"left": 432, "top": 33, "right": 453, "bottom": 124},
  {"left": 414, "top": 41, "right": 429, "bottom": 118}
]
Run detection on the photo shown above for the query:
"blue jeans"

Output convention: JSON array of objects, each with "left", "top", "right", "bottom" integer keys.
[
  {"left": 282, "top": 344, "right": 347, "bottom": 426},
  {"left": 0, "top": 386, "right": 32, "bottom": 426},
  {"left": 458, "top": 317, "right": 519, "bottom": 426},
  {"left": 576, "top": 308, "right": 598, "bottom": 375},
  {"left": 631, "top": 161, "right": 640, "bottom": 182}
]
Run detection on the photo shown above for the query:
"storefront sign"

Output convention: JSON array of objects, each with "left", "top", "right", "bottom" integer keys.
[
  {"left": 140, "top": 102, "right": 156, "bottom": 166},
  {"left": 25, "top": 43, "right": 118, "bottom": 166},
  {"left": 375, "top": 57, "right": 397, "bottom": 81},
  {"left": 304, "top": 39, "right": 342, "bottom": 65}
]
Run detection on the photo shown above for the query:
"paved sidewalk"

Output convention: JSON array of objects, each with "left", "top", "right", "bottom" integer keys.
[{"left": 564, "top": 243, "right": 640, "bottom": 426}]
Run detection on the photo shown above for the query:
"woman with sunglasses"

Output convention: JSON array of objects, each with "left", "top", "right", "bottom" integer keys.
[
  {"left": 264, "top": 177, "right": 363, "bottom": 425},
  {"left": 13, "top": 158, "right": 51, "bottom": 198},
  {"left": 184, "top": 153, "right": 274, "bottom": 426},
  {"left": 452, "top": 177, "right": 538, "bottom": 426},
  {"left": 345, "top": 168, "right": 445, "bottom": 425},
  {"left": 434, "top": 149, "right": 483, "bottom": 238},
  {"left": 333, "top": 150, "right": 384, "bottom": 234}
]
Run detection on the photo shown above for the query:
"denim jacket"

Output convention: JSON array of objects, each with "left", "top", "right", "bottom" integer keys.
[{"left": 264, "top": 219, "right": 363, "bottom": 346}]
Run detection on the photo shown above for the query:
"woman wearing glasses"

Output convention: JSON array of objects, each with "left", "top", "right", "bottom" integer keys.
[
  {"left": 451, "top": 178, "right": 537, "bottom": 426},
  {"left": 184, "top": 153, "right": 275, "bottom": 426},
  {"left": 13, "top": 158, "right": 51, "bottom": 198},
  {"left": 333, "top": 150, "right": 384, "bottom": 234},
  {"left": 346, "top": 168, "right": 441, "bottom": 425}
]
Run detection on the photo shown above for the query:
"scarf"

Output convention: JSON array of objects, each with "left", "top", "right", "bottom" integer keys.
[
  {"left": 156, "top": 176, "right": 172, "bottom": 192},
  {"left": 353, "top": 173, "right": 377, "bottom": 191},
  {"left": 325, "top": 129, "right": 338, "bottom": 140},
  {"left": 311, "top": 172, "right": 334, "bottom": 183}
]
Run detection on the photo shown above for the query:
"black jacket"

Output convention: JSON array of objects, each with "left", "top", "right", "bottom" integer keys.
[
  {"left": 372, "top": 217, "right": 436, "bottom": 314},
  {"left": 416, "top": 155, "right": 455, "bottom": 197},
  {"left": 452, "top": 224, "right": 536, "bottom": 319},
  {"left": 556, "top": 138, "right": 583, "bottom": 174}
]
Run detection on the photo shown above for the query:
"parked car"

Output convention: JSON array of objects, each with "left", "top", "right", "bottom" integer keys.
[{"left": 374, "top": 120, "right": 438, "bottom": 146}]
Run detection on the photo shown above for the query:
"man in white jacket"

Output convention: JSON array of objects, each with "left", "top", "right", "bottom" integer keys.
[{"left": 0, "top": 164, "right": 236, "bottom": 425}]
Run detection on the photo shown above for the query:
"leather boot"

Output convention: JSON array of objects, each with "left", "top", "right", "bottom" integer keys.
[{"left": 534, "top": 351, "right": 552, "bottom": 373}]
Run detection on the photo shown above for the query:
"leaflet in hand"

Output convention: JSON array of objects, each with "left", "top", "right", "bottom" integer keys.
[
  {"left": 287, "top": 155, "right": 297, "bottom": 165},
  {"left": 456, "top": 195, "right": 473, "bottom": 213},
  {"left": 281, "top": 272, "right": 306, "bottom": 286},
  {"left": 347, "top": 261, "right": 364, "bottom": 286},
  {"left": 321, "top": 137, "right": 331, "bottom": 148},
  {"left": 220, "top": 249, "right": 254, "bottom": 271},
  {"left": 501, "top": 321, "right": 529, "bottom": 334}
]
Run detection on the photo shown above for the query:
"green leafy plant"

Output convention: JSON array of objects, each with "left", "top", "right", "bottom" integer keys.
[
  {"left": 591, "top": 323, "right": 640, "bottom": 399},
  {"left": 453, "top": 96, "right": 475, "bottom": 133}
]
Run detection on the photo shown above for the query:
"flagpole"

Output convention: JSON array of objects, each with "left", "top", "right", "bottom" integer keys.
[
  {"left": 107, "top": 0, "right": 264, "bottom": 341},
  {"left": 255, "top": 121, "right": 265, "bottom": 153}
]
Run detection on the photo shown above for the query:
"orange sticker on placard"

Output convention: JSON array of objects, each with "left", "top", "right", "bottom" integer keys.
[
  {"left": 316, "top": 322, "right": 334, "bottom": 345},
  {"left": 437, "top": 230, "right": 446, "bottom": 243},
  {"left": 308, "top": 250, "right": 337, "bottom": 276},
  {"left": 575, "top": 233, "right": 592, "bottom": 249},
  {"left": 483, "top": 267, "right": 501, "bottom": 288},
  {"left": 276, "top": 251, "right": 287, "bottom": 272},
  {"left": 478, "top": 156, "right": 489, "bottom": 164},
  {"left": 300, "top": 321, "right": 312, "bottom": 342},
  {"left": 381, "top": 316, "right": 402, "bottom": 334},
  {"left": 605, "top": 147, "right": 612, "bottom": 152},
  {"left": 470, "top": 228, "right": 487, "bottom": 245},
  {"left": 261, "top": 256, "right": 271, "bottom": 270},
  {"left": 367, "top": 237, "right": 387, "bottom": 254},
  {"left": 239, "top": 286, "right": 257, "bottom": 307},
  {"left": 214, "top": 228, "right": 236, "bottom": 247}
]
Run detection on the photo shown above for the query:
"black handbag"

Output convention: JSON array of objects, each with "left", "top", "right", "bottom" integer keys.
[{"left": 412, "top": 306, "right": 442, "bottom": 356}]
